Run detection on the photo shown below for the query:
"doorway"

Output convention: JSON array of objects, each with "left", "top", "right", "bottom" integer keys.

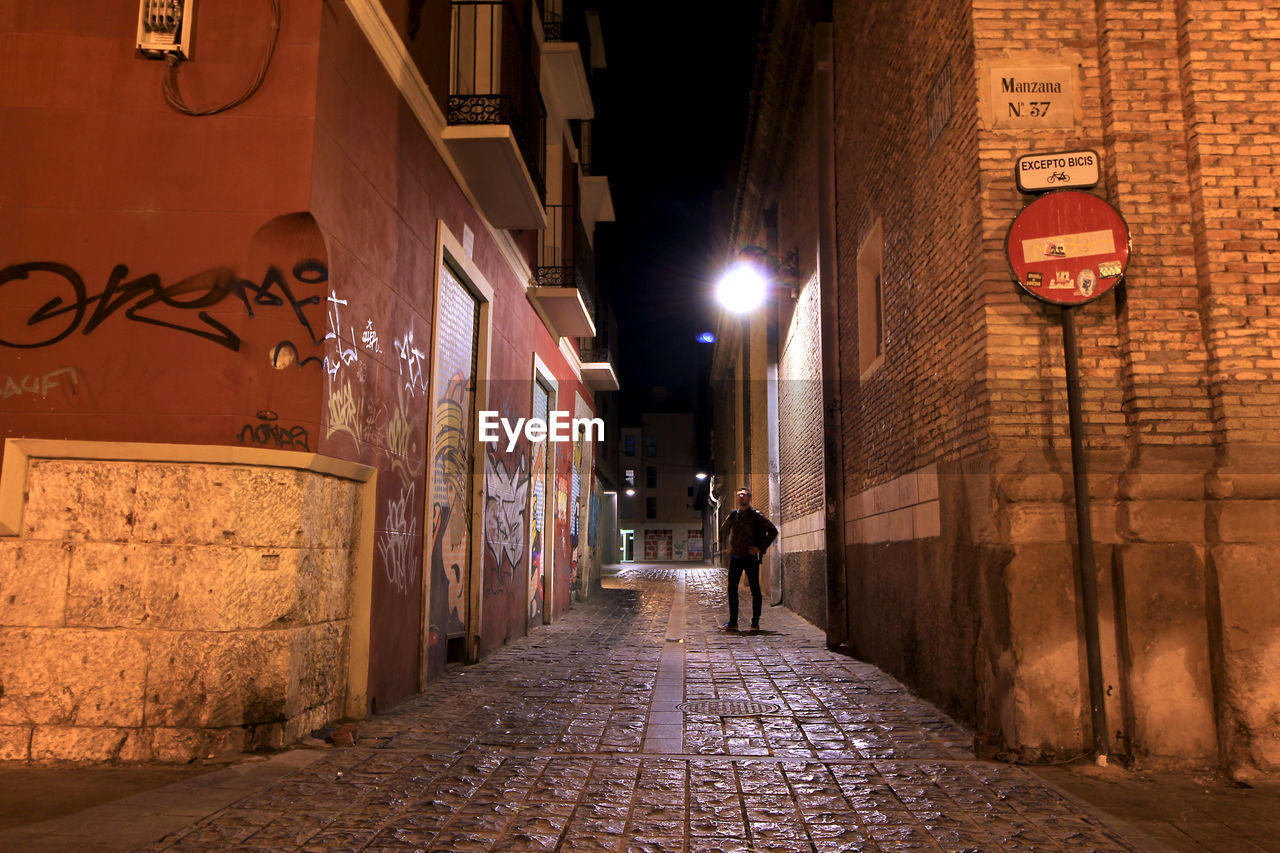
[
  {"left": 620, "top": 529, "right": 635, "bottom": 562},
  {"left": 427, "top": 263, "right": 481, "bottom": 676}
]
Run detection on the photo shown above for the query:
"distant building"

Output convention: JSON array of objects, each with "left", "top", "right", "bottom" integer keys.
[
  {"left": 618, "top": 414, "right": 705, "bottom": 562},
  {"left": 716, "top": 0, "right": 1280, "bottom": 778}
]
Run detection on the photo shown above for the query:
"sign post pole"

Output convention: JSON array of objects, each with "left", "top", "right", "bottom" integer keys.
[
  {"left": 1006, "top": 187, "right": 1131, "bottom": 764},
  {"left": 1060, "top": 306, "right": 1109, "bottom": 760}
]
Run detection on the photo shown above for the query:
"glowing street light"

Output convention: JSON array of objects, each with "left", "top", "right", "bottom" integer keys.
[
  {"left": 625, "top": 488, "right": 636, "bottom": 496},
  {"left": 695, "top": 472, "right": 708, "bottom": 480},
  {"left": 714, "top": 261, "right": 768, "bottom": 314}
]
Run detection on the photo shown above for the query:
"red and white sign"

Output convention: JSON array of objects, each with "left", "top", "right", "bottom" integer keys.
[{"left": 1006, "top": 190, "right": 1130, "bottom": 306}]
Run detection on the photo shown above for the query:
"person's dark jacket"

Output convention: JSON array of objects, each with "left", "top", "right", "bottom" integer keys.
[{"left": 719, "top": 507, "right": 779, "bottom": 558}]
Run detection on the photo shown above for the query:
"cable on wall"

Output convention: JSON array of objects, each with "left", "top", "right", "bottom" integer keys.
[{"left": 162, "top": 0, "right": 282, "bottom": 116}]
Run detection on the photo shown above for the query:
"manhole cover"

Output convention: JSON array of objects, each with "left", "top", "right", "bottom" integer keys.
[{"left": 677, "top": 700, "right": 781, "bottom": 717}]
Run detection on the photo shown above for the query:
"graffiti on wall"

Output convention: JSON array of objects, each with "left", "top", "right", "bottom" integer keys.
[
  {"left": 323, "top": 290, "right": 360, "bottom": 377},
  {"left": 385, "top": 393, "right": 425, "bottom": 480},
  {"left": 325, "top": 376, "right": 385, "bottom": 448},
  {"left": 361, "top": 319, "right": 383, "bottom": 355},
  {"left": 394, "top": 329, "right": 428, "bottom": 397},
  {"left": 1, "top": 367, "right": 79, "bottom": 400},
  {"left": 379, "top": 483, "right": 420, "bottom": 594},
  {"left": 318, "top": 288, "right": 433, "bottom": 610},
  {"left": 570, "top": 435, "right": 584, "bottom": 595},
  {"left": 588, "top": 490, "right": 600, "bottom": 549},
  {"left": 430, "top": 375, "right": 472, "bottom": 636},
  {"left": 236, "top": 410, "right": 311, "bottom": 452},
  {"left": 0, "top": 257, "right": 327, "bottom": 354},
  {"left": 269, "top": 340, "right": 322, "bottom": 370},
  {"left": 483, "top": 448, "right": 528, "bottom": 595},
  {"left": 528, "top": 381, "right": 550, "bottom": 625}
]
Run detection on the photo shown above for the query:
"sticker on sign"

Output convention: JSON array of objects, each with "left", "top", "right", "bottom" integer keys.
[{"left": 1016, "top": 149, "right": 1101, "bottom": 193}]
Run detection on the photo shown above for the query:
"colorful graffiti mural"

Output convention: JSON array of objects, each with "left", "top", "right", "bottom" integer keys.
[
  {"left": 484, "top": 448, "right": 529, "bottom": 596},
  {"left": 528, "top": 380, "right": 550, "bottom": 626}
]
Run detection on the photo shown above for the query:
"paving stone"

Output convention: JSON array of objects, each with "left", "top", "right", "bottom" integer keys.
[{"left": 3, "top": 565, "right": 1181, "bottom": 852}]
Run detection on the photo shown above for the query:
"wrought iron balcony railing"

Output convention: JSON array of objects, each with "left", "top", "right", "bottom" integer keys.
[
  {"left": 449, "top": 0, "right": 547, "bottom": 199},
  {"left": 537, "top": 202, "right": 594, "bottom": 319},
  {"left": 577, "top": 345, "right": 612, "bottom": 365},
  {"left": 541, "top": 0, "right": 591, "bottom": 61}
]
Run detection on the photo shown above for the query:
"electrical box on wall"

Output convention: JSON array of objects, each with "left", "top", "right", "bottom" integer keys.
[{"left": 137, "top": 0, "right": 195, "bottom": 59}]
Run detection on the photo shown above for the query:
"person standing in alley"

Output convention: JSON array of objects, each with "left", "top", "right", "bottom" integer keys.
[{"left": 719, "top": 486, "right": 778, "bottom": 632}]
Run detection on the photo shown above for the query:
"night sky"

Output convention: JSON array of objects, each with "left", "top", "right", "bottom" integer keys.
[{"left": 591, "top": 3, "right": 764, "bottom": 415}]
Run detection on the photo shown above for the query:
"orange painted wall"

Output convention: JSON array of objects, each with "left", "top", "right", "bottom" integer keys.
[{"left": 1, "top": 0, "right": 325, "bottom": 454}]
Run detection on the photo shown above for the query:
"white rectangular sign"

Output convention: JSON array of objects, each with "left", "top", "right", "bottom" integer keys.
[
  {"left": 1016, "top": 149, "right": 1101, "bottom": 193},
  {"left": 1021, "top": 229, "right": 1117, "bottom": 263}
]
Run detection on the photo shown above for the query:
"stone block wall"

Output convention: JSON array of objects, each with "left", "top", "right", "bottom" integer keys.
[
  {"left": 986, "top": 447, "right": 1280, "bottom": 776},
  {"left": 0, "top": 457, "right": 364, "bottom": 763}
]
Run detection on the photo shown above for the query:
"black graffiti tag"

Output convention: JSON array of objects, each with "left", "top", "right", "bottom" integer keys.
[
  {"left": 237, "top": 419, "right": 311, "bottom": 452},
  {"left": 0, "top": 259, "right": 327, "bottom": 351}
]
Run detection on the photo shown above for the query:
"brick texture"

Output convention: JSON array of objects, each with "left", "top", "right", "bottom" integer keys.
[{"left": 834, "top": 0, "right": 986, "bottom": 494}]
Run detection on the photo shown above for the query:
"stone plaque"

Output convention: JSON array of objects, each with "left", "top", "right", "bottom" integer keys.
[{"left": 990, "top": 65, "right": 1075, "bottom": 129}]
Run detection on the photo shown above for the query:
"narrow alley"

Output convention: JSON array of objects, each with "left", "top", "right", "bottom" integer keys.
[{"left": 1, "top": 565, "right": 1167, "bottom": 853}]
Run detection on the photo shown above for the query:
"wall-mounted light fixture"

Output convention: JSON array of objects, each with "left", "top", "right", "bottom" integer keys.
[{"left": 714, "top": 245, "right": 801, "bottom": 314}]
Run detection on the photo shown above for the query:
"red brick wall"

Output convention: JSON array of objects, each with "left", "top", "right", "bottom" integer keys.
[
  {"left": 1092, "top": 0, "right": 1213, "bottom": 445},
  {"left": 776, "top": 80, "right": 824, "bottom": 524},
  {"left": 779, "top": 277, "right": 824, "bottom": 521},
  {"left": 834, "top": 0, "right": 985, "bottom": 495},
  {"left": 1178, "top": 0, "right": 1280, "bottom": 443}
]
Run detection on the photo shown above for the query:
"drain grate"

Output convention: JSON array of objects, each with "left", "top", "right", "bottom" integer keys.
[{"left": 678, "top": 700, "right": 781, "bottom": 717}]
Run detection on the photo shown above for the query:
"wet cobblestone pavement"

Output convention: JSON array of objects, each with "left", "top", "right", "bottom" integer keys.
[{"left": 139, "top": 566, "right": 1144, "bottom": 852}]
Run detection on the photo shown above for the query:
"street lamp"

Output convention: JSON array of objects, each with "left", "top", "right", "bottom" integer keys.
[
  {"left": 695, "top": 472, "right": 708, "bottom": 480},
  {"left": 625, "top": 488, "right": 636, "bottom": 497},
  {"left": 715, "top": 261, "right": 768, "bottom": 314},
  {"left": 714, "top": 245, "right": 800, "bottom": 313}
]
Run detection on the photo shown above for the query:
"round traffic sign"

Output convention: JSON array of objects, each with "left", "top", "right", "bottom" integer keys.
[{"left": 1006, "top": 190, "right": 1130, "bottom": 306}]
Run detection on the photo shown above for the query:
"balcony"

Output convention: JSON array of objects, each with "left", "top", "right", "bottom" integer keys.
[
  {"left": 444, "top": 1, "right": 547, "bottom": 230},
  {"left": 540, "top": 0, "right": 593, "bottom": 119},
  {"left": 572, "top": 120, "right": 615, "bottom": 234},
  {"left": 529, "top": 203, "right": 595, "bottom": 339},
  {"left": 578, "top": 345, "right": 619, "bottom": 391}
]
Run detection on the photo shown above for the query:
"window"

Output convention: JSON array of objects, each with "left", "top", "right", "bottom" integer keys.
[
  {"left": 645, "top": 437, "right": 657, "bottom": 457},
  {"left": 646, "top": 466, "right": 657, "bottom": 488},
  {"left": 646, "top": 497, "right": 657, "bottom": 519},
  {"left": 624, "top": 435, "right": 636, "bottom": 456},
  {"left": 857, "top": 217, "right": 885, "bottom": 375},
  {"left": 625, "top": 469, "right": 635, "bottom": 485}
]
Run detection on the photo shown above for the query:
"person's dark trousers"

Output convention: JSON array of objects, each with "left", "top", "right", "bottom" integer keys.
[{"left": 727, "top": 555, "right": 763, "bottom": 626}]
